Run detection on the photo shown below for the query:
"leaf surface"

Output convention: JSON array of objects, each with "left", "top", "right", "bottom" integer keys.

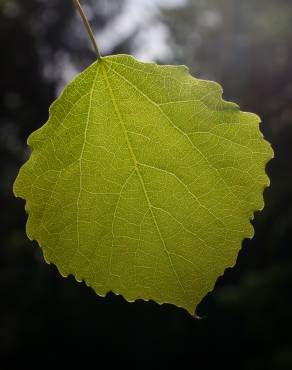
[{"left": 14, "top": 55, "right": 273, "bottom": 314}]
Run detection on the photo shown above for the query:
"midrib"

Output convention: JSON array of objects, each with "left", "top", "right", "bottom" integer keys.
[{"left": 101, "top": 62, "right": 185, "bottom": 294}]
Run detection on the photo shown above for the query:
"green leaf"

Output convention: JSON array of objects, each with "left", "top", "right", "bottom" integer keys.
[{"left": 14, "top": 55, "right": 273, "bottom": 314}]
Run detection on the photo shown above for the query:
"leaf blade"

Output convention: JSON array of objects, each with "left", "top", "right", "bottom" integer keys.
[{"left": 14, "top": 54, "right": 273, "bottom": 314}]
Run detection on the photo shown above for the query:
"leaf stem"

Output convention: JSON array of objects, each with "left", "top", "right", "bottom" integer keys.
[{"left": 73, "top": 0, "right": 102, "bottom": 60}]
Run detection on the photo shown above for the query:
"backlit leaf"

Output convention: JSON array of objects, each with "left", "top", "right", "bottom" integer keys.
[{"left": 14, "top": 55, "right": 273, "bottom": 314}]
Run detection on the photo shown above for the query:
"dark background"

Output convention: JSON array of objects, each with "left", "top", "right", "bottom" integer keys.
[{"left": 1, "top": 0, "right": 292, "bottom": 369}]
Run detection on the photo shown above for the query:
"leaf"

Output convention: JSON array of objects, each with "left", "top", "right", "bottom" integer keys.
[{"left": 13, "top": 54, "right": 273, "bottom": 315}]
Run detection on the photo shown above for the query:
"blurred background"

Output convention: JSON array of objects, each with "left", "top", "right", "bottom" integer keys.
[{"left": 1, "top": 0, "right": 292, "bottom": 369}]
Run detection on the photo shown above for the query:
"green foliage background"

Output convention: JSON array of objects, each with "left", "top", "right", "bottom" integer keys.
[{"left": 1, "top": 0, "right": 292, "bottom": 369}]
